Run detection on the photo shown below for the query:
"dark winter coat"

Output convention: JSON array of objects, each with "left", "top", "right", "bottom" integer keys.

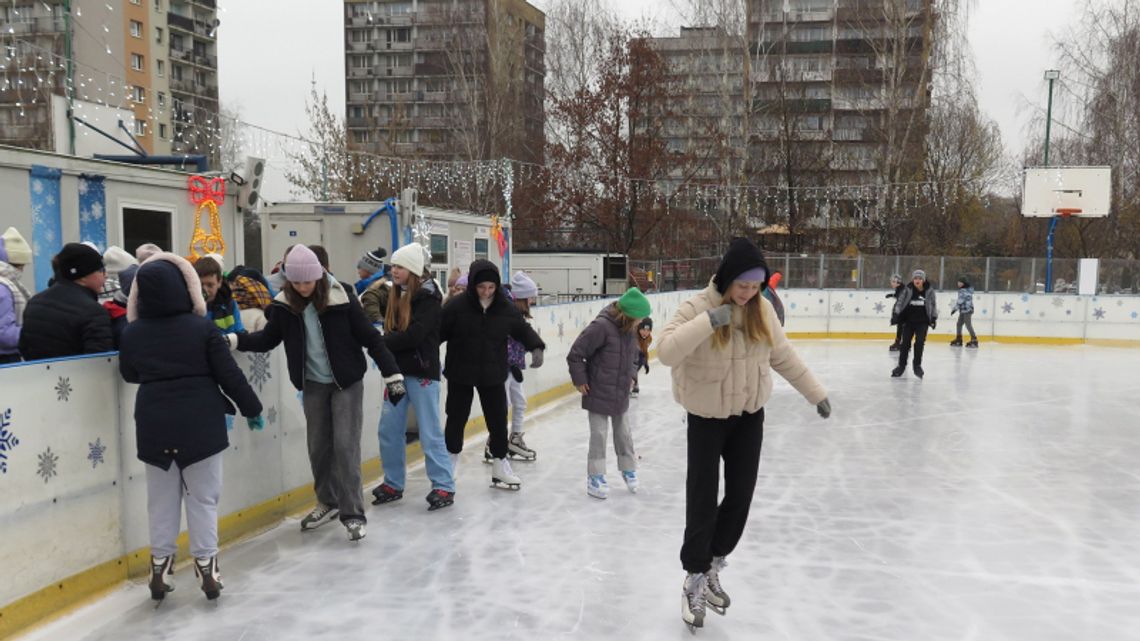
[
  {"left": 892, "top": 282, "right": 938, "bottom": 327},
  {"left": 19, "top": 279, "right": 113, "bottom": 360},
  {"left": 382, "top": 278, "right": 443, "bottom": 380},
  {"left": 237, "top": 277, "right": 400, "bottom": 390},
  {"left": 119, "top": 255, "right": 262, "bottom": 470},
  {"left": 567, "top": 305, "right": 639, "bottom": 417},
  {"left": 440, "top": 259, "right": 544, "bottom": 387}
]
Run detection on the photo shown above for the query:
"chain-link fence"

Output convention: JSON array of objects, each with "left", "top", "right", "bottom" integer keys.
[{"left": 629, "top": 254, "right": 1140, "bottom": 294}]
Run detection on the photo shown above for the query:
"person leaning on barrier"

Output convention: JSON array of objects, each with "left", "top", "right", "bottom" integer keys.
[
  {"left": 0, "top": 227, "right": 33, "bottom": 364},
  {"left": 19, "top": 242, "right": 113, "bottom": 360}
]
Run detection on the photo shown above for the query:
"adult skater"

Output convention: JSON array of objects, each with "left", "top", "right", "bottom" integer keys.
[
  {"left": 441, "top": 259, "right": 544, "bottom": 490},
  {"left": 950, "top": 276, "right": 978, "bottom": 348},
  {"left": 118, "top": 252, "right": 263, "bottom": 601},
  {"left": 658, "top": 237, "right": 830, "bottom": 632},
  {"left": 890, "top": 269, "right": 938, "bottom": 378},
  {"left": 886, "top": 274, "right": 904, "bottom": 351},
  {"left": 234, "top": 245, "right": 405, "bottom": 541},
  {"left": 370, "top": 244, "right": 456, "bottom": 511},
  {"left": 483, "top": 270, "right": 541, "bottom": 462}
]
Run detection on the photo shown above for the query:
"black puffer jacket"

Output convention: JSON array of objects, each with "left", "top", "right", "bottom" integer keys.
[
  {"left": 441, "top": 260, "right": 544, "bottom": 387},
  {"left": 383, "top": 278, "right": 443, "bottom": 380},
  {"left": 18, "top": 280, "right": 113, "bottom": 360},
  {"left": 119, "top": 256, "right": 262, "bottom": 470},
  {"left": 237, "top": 277, "right": 400, "bottom": 390}
]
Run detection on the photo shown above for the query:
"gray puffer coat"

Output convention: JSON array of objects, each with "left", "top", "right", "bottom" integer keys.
[{"left": 567, "top": 305, "right": 639, "bottom": 417}]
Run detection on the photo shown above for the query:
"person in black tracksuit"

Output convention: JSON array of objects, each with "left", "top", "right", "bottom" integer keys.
[
  {"left": 891, "top": 269, "right": 938, "bottom": 379},
  {"left": 886, "top": 274, "right": 904, "bottom": 351},
  {"left": 441, "top": 259, "right": 545, "bottom": 489}
]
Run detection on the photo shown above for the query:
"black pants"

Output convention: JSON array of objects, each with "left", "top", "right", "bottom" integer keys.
[
  {"left": 680, "top": 409, "right": 764, "bottom": 574},
  {"left": 445, "top": 382, "right": 509, "bottom": 458},
  {"left": 0, "top": 353, "right": 20, "bottom": 364},
  {"left": 898, "top": 322, "right": 929, "bottom": 368},
  {"left": 893, "top": 324, "right": 904, "bottom": 345}
]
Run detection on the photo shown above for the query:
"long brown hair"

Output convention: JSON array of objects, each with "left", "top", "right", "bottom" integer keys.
[
  {"left": 711, "top": 289, "right": 772, "bottom": 350},
  {"left": 607, "top": 303, "right": 639, "bottom": 334},
  {"left": 384, "top": 272, "right": 421, "bottom": 332},
  {"left": 283, "top": 277, "right": 330, "bottom": 314},
  {"left": 514, "top": 297, "right": 531, "bottom": 319}
]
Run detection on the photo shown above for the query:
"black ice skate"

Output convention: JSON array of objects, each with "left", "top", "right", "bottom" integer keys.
[
  {"left": 914, "top": 363, "right": 925, "bottom": 379},
  {"left": 149, "top": 554, "right": 175, "bottom": 601},
  {"left": 483, "top": 441, "right": 493, "bottom": 464},
  {"left": 891, "top": 365, "right": 905, "bottom": 377},
  {"left": 888, "top": 343, "right": 900, "bottom": 352},
  {"left": 371, "top": 483, "right": 404, "bottom": 505},
  {"left": 966, "top": 340, "right": 978, "bottom": 348},
  {"left": 490, "top": 457, "right": 522, "bottom": 490},
  {"left": 508, "top": 432, "right": 537, "bottom": 461},
  {"left": 193, "top": 556, "right": 223, "bottom": 600},
  {"left": 300, "top": 503, "right": 339, "bottom": 530},
  {"left": 950, "top": 338, "right": 963, "bottom": 346},
  {"left": 426, "top": 489, "right": 455, "bottom": 511},
  {"left": 681, "top": 572, "right": 708, "bottom": 633},
  {"left": 705, "top": 557, "right": 731, "bottom": 615}
]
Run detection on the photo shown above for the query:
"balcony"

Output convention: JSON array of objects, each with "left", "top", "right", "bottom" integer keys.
[
  {"left": 383, "top": 65, "right": 414, "bottom": 77},
  {"left": 167, "top": 12, "right": 194, "bottom": 32},
  {"left": 348, "top": 40, "right": 369, "bottom": 52},
  {"left": 348, "top": 66, "right": 369, "bottom": 78}
]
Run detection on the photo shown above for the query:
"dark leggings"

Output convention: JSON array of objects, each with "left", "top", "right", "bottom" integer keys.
[
  {"left": 898, "top": 322, "right": 929, "bottom": 367},
  {"left": 445, "top": 383, "right": 510, "bottom": 458}
]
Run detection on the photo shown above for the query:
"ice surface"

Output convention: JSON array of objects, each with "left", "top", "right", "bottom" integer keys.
[{"left": 18, "top": 341, "right": 1140, "bottom": 641}]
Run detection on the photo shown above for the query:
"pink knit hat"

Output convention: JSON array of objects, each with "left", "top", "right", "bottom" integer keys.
[{"left": 284, "top": 245, "right": 325, "bottom": 283}]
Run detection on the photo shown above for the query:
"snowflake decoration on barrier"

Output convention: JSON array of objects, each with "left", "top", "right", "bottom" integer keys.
[
  {"left": 557, "top": 321, "right": 564, "bottom": 340},
  {"left": 247, "top": 353, "right": 272, "bottom": 393},
  {"left": 87, "top": 437, "right": 106, "bottom": 469},
  {"left": 56, "top": 376, "right": 72, "bottom": 402},
  {"left": 0, "top": 408, "right": 18, "bottom": 475},
  {"left": 267, "top": 406, "right": 278, "bottom": 426},
  {"left": 1001, "top": 303, "right": 1014, "bottom": 314},
  {"left": 1052, "top": 297, "right": 1065, "bottom": 308},
  {"left": 1093, "top": 307, "right": 1106, "bottom": 320},
  {"left": 832, "top": 302, "right": 845, "bottom": 314},
  {"left": 37, "top": 446, "right": 58, "bottom": 483},
  {"left": 873, "top": 302, "right": 885, "bottom": 314}
]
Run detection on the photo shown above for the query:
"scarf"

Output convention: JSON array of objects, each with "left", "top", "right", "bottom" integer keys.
[{"left": 0, "top": 261, "right": 31, "bottom": 325}]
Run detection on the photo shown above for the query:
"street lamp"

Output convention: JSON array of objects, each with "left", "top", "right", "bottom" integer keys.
[
  {"left": 1043, "top": 69, "right": 1060, "bottom": 165},
  {"left": 1043, "top": 69, "right": 1061, "bottom": 292}
]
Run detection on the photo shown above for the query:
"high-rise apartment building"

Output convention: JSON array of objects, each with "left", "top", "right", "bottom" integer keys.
[
  {"left": 343, "top": 0, "right": 545, "bottom": 164},
  {"left": 0, "top": 0, "right": 219, "bottom": 162}
]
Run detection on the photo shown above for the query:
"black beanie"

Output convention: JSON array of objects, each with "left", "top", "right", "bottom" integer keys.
[
  {"left": 958, "top": 275, "right": 970, "bottom": 288},
  {"left": 470, "top": 259, "right": 500, "bottom": 287},
  {"left": 56, "top": 243, "right": 104, "bottom": 281},
  {"left": 712, "top": 237, "right": 769, "bottom": 294},
  {"left": 638, "top": 317, "right": 653, "bottom": 331}
]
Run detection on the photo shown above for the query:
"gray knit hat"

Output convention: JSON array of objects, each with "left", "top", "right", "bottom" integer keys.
[
  {"left": 912, "top": 269, "right": 926, "bottom": 281},
  {"left": 357, "top": 247, "right": 387, "bottom": 275}
]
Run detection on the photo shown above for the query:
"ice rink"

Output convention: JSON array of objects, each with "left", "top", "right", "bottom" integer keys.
[{"left": 18, "top": 341, "right": 1140, "bottom": 641}]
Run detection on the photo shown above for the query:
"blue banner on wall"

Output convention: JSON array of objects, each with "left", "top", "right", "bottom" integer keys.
[
  {"left": 29, "top": 165, "right": 63, "bottom": 293},
  {"left": 78, "top": 174, "right": 107, "bottom": 253}
]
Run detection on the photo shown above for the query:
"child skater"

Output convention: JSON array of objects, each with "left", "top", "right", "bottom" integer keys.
[
  {"left": 119, "top": 252, "right": 263, "bottom": 602},
  {"left": 950, "top": 276, "right": 978, "bottom": 348},
  {"left": 567, "top": 288, "right": 651, "bottom": 499},
  {"left": 631, "top": 318, "right": 653, "bottom": 397}
]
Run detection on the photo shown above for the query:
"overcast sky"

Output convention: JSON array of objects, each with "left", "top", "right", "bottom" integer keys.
[{"left": 216, "top": 0, "right": 1082, "bottom": 201}]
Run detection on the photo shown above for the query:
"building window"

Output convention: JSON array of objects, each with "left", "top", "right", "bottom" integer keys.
[
  {"left": 474, "top": 238, "right": 488, "bottom": 260},
  {"left": 157, "top": 91, "right": 166, "bottom": 108},
  {"left": 133, "top": 119, "right": 147, "bottom": 135},
  {"left": 388, "top": 28, "right": 411, "bottom": 44},
  {"left": 430, "top": 234, "right": 447, "bottom": 264},
  {"left": 130, "top": 0, "right": 141, "bottom": 4},
  {"left": 159, "top": 123, "right": 167, "bottom": 139},
  {"left": 155, "top": 27, "right": 163, "bottom": 44},
  {"left": 352, "top": 130, "right": 370, "bottom": 143},
  {"left": 154, "top": 0, "right": 162, "bottom": 11},
  {"left": 130, "top": 20, "right": 143, "bottom": 38},
  {"left": 131, "top": 53, "right": 144, "bottom": 71},
  {"left": 156, "top": 59, "right": 164, "bottom": 76},
  {"left": 350, "top": 105, "right": 364, "bottom": 119},
  {"left": 132, "top": 85, "right": 145, "bottom": 102},
  {"left": 171, "top": 64, "right": 183, "bottom": 81},
  {"left": 123, "top": 207, "right": 172, "bottom": 256}
]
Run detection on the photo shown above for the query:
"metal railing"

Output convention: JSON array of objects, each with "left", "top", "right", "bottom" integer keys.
[{"left": 629, "top": 254, "right": 1140, "bottom": 295}]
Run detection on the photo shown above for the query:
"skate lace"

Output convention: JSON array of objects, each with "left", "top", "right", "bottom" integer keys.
[
  {"left": 500, "top": 458, "right": 515, "bottom": 476},
  {"left": 308, "top": 504, "right": 331, "bottom": 520},
  {"left": 707, "top": 558, "right": 727, "bottom": 594},
  {"left": 685, "top": 574, "right": 708, "bottom": 614},
  {"left": 511, "top": 433, "right": 528, "bottom": 448}
]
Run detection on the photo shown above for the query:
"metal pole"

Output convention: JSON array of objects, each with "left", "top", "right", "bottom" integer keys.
[
  {"left": 1044, "top": 78, "right": 1055, "bottom": 165},
  {"left": 1044, "top": 74, "right": 1057, "bottom": 293},
  {"left": 984, "top": 256, "right": 992, "bottom": 292},
  {"left": 65, "top": 0, "right": 76, "bottom": 155}
]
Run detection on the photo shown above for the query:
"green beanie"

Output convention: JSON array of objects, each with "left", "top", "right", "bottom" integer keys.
[{"left": 616, "top": 287, "right": 651, "bottom": 319}]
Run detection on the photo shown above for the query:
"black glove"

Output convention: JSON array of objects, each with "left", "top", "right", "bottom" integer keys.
[
  {"left": 817, "top": 398, "right": 831, "bottom": 419},
  {"left": 890, "top": 316, "right": 898, "bottom": 326},
  {"left": 642, "top": 362, "right": 649, "bottom": 375},
  {"left": 511, "top": 366, "right": 523, "bottom": 383},
  {"left": 930, "top": 320, "right": 937, "bottom": 330},
  {"left": 885, "top": 293, "right": 895, "bottom": 299},
  {"left": 385, "top": 378, "right": 407, "bottom": 406}
]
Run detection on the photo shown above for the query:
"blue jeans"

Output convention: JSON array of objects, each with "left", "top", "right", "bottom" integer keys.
[{"left": 378, "top": 378, "right": 455, "bottom": 492}]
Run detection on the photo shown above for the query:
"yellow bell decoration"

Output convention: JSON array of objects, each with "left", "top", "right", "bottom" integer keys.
[{"left": 186, "top": 175, "right": 227, "bottom": 262}]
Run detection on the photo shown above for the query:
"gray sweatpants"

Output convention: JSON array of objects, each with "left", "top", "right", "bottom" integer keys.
[
  {"left": 956, "top": 312, "right": 977, "bottom": 340},
  {"left": 587, "top": 411, "right": 636, "bottom": 477},
  {"left": 505, "top": 376, "right": 527, "bottom": 434},
  {"left": 303, "top": 380, "right": 366, "bottom": 523},
  {"left": 146, "top": 452, "right": 223, "bottom": 559}
]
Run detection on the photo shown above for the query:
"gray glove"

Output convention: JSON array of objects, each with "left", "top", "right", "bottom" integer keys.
[
  {"left": 707, "top": 304, "right": 733, "bottom": 328},
  {"left": 529, "top": 348, "right": 544, "bottom": 369},
  {"left": 817, "top": 398, "right": 831, "bottom": 419}
]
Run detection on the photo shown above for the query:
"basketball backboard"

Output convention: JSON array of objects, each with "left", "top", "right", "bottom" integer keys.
[{"left": 1022, "top": 166, "right": 1111, "bottom": 218}]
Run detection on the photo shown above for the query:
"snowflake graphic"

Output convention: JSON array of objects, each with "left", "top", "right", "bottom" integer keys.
[
  {"left": 267, "top": 406, "right": 278, "bottom": 425},
  {"left": 246, "top": 353, "right": 272, "bottom": 393},
  {"left": 1052, "top": 297, "right": 1065, "bottom": 308},
  {"left": 1131, "top": 311, "right": 1138, "bottom": 320},
  {"left": 557, "top": 322, "right": 564, "bottom": 339},
  {"left": 0, "top": 408, "right": 19, "bottom": 474},
  {"left": 55, "top": 376, "right": 72, "bottom": 402},
  {"left": 37, "top": 447, "right": 58, "bottom": 483},
  {"left": 854, "top": 307, "right": 861, "bottom": 313},
  {"left": 87, "top": 437, "right": 106, "bottom": 468},
  {"left": 832, "top": 302, "right": 844, "bottom": 313},
  {"left": 46, "top": 194, "right": 56, "bottom": 207},
  {"left": 873, "top": 302, "right": 885, "bottom": 313},
  {"left": 78, "top": 181, "right": 89, "bottom": 195},
  {"left": 1021, "top": 294, "right": 1030, "bottom": 302},
  {"left": 1093, "top": 307, "right": 1106, "bottom": 320},
  {"left": 32, "top": 179, "right": 44, "bottom": 194},
  {"left": 1001, "top": 303, "right": 1014, "bottom": 314},
  {"left": 1118, "top": 300, "right": 1125, "bottom": 307}
]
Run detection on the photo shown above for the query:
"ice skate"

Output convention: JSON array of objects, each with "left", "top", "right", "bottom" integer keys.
[
  {"left": 508, "top": 432, "right": 537, "bottom": 461},
  {"left": 891, "top": 365, "right": 905, "bottom": 378},
  {"left": 966, "top": 339, "right": 978, "bottom": 348},
  {"left": 193, "top": 556, "right": 223, "bottom": 600},
  {"left": 949, "top": 338, "right": 963, "bottom": 346},
  {"left": 148, "top": 554, "right": 175, "bottom": 601},
  {"left": 621, "top": 470, "right": 639, "bottom": 493},
  {"left": 426, "top": 489, "right": 455, "bottom": 511},
  {"left": 483, "top": 441, "right": 493, "bottom": 464},
  {"left": 300, "top": 503, "right": 338, "bottom": 530},
  {"left": 345, "top": 519, "right": 366, "bottom": 541},
  {"left": 490, "top": 457, "right": 521, "bottom": 490},
  {"left": 681, "top": 572, "right": 708, "bottom": 633},
  {"left": 630, "top": 385, "right": 639, "bottom": 398},
  {"left": 888, "top": 343, "right": 900, "bottom": 352},
  {"left": 914, "top": 363, "right": 924, "bottom": 379},
  {"left": 587, "top": 473, "right": 609, "bottom": 499},
  {"left": 370, "top": 482, "right": 403, "bottom": 505},
  {"left": 705, "top": 557, "right": 731, "bottom": 615}
]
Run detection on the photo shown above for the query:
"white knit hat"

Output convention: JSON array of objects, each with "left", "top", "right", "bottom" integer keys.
[
  {"left": 102, "top": 245, "right": 138, "bottom": 276},
  {"left": 390, "top": 244, "right": 426, "bottom": 276},
  {"left": 1, "top": 227, "right": 32, "bottom": 265},
  {"left": 510, "top": 271, "right": 538, "bottom": 299}
]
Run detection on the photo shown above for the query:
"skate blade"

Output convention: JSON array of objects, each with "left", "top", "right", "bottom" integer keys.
[
  {"left": 300, "top": 511, "right": 340, "bottom": 530},
  {"left": 707, "top": 603, "right": 727, "bottom": 616},
  {"left": 490, "top": 481, "right": 521, "bottom": 491},
  {"left": 507, "top": 452, "right": 537, "bottom": 462}
]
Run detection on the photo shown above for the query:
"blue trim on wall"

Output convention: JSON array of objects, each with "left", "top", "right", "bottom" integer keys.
[
  {"left": 29, "top": 165, "right": 63, "bottom": 292},
  {"left": 78, "top": 174, "right": 107, "bottom": 252},
  {"left": 0, "top": 351, "right": 118, "bottom": 370}
]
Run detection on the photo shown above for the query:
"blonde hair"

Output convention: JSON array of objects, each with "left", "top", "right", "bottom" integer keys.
[
  {"left": 384, "top": 272, "right": 421, "bottom": 332},
  {"left": 607, "top": 304, "right": 639, "bottom": 334},
  {"left": 711, "top": 289, "right": 772, "bottom": 350}
]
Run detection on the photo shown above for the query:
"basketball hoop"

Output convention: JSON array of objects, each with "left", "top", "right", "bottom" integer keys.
[{"left": 1054, "top": 208, "right": 1082, "bottom": 218}]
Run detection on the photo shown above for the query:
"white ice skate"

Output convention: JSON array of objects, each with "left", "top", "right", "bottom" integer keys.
[
  {"left": 587, "top": 474, "right": 609, "bottom": 499},
  {"left": 621, "top": 470, "right": 639, "bottom": 493},
  {"left": 450, "top": 451, "right": 461, "bottom": 479},
  {"left": 508, "top": 432, "right": 537, "bottom": 461},
  {"left": 490, "top": 457, "right": 521, "bottom": 490},
  {"left": 148, "top": 555, "right": 175, "bottom": 602},
  {"left": 299, "top": 503, "right": 338, "bottom": 531},
  {"left": 705, "top": 556, "right": 731, "bottom": 615},
  {"left": 193, "top": 556, "right": 223, "bottom": 601},
  {"left": 345, "top": 519, "right": 366, "bottom": 542},
  {"left": 681, "top": 572, "right": 708, "bottom": 633}
]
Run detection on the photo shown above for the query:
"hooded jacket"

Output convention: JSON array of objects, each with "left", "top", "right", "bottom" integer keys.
[
  {"left": 953, "top": 283, "right": 975, "bottom": 315},
  {"left": 382, "top": 277, "right": 443, "bottom": 380},
  {"left": 119, "top": 253, "right": 262, "bottom": 470},
  {"left": 440, "top": 259, "right": 544, "bottom": 386},
  {"left": 567, "top": 305, "right": 640, "bottom": 416},
  {"left": 237, "top": 277, "right": 400, "bottom": 390}
]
